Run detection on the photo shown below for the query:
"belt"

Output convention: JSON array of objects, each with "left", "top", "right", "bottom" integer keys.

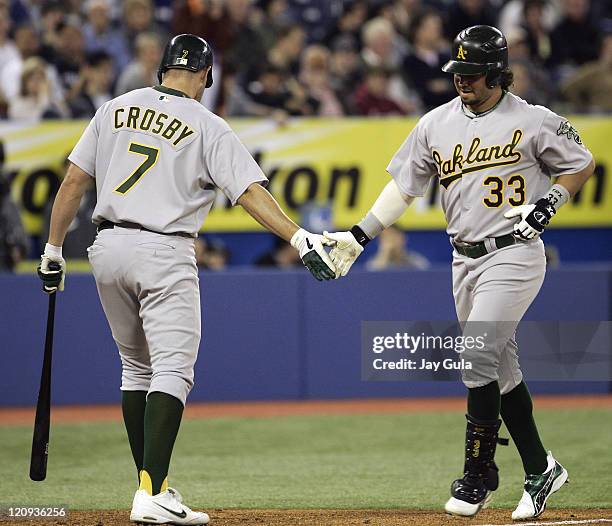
[
  {"left": 97, "top": 220, "right": 194, "bottom": 239},
  {"left": 452, "top": 233, "right": 517, "bottom": 259}
]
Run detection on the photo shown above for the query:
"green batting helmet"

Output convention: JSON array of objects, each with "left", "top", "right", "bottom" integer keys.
[
  {"left": 158, "top": 34, "right": 213, "bottom": 87},
  {"left": 442, "top": 25, "right": 508, "bottom": 88}
]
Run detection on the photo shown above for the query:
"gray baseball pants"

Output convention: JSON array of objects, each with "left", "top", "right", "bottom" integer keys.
[
  {"left": 88, "top": 226, "right": 200, "bottom": 405},
  {"left": 452, "top": 239, "right": 546, "bottom": 394}
]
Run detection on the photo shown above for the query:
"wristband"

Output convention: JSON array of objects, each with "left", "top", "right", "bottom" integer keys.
[
  {"left": 357, "top": 211, "right": 384, "bottom": 240},
  {"left": 44, "top": 243, "right": 63, "bottom": 258},
  {"left": 542, "top": 183, "right": 570, "bottom": 212},
  {"left": 350, "top": 225, "right": 371, "bottom": 247}
]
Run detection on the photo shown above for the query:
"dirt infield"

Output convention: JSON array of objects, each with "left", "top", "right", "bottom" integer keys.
[
  {"left": 2, "top": 395, "right": 611, "bottom": 426},
  {"left": 2, "top": 508, "right": 612, "bottom": 526}
]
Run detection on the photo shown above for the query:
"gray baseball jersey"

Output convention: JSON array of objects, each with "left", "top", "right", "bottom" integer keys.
[
  {"left": 69, "top": 86, "right": 267, "bottom": 235},
  {"left": 387, "top": 91, "right": 593, "bottom": 394},
  {"left": 387, "top": 92, "right": 593, "bottom": 243},
  {"left": 75, "top": 85, "right": 267, "bottom": 406}
]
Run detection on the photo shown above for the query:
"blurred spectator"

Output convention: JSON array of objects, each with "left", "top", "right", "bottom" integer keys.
[
  {"left": 0, "top": 23, "right": 65, "bottom": 105},
  {"left": 83, "top": 0, "right": 131, "bottom": 73},
  {"left": 506, "top": 30, "right": 553, "bottom": 105},
  {"left": 8, "top": 57, "right": 65, "bottom": 120},
  {"left": 353, "top": 66, "right": 406, "bottom": 116},
  {"left": 116, "top": 32, "right": 162, "bottom": 95},
  {"left": 195, "top": 237, "right": 230, "bottom": 270},
  {"left": 402, "top": 9, "right": 455, "bottom": 111},
  {"left": 361, "top": 16, "right": 403, "bottom": 70},
  {"left": 509, "top": 61, "right": 545, "bottom": 104},
  {"left": 522, "top": 0, "right": 553, "bottom": 65},
  {"left": 498, "top": 0, "right": 559, "bottom": 40},
  {"left": 366, "top": 226, "right": 430, "bottom": 270},
  {"left": 549, "top": 0, "right": 601, "bottom": 69},
  {"left": 255, "top": 237, "right": 300, "bottom": 268},
  {"left": 39, "top": 1, "right": 64, "bottom": 53},
  {"left": 0, "top": 144, "right": 29, "bottom": 272},
  {"left": 267, "top": 24, "right": 305, "bottom": 76},
  {"left": 256, "top": 0, "right": 291, "bottom": 50},
  {"left": 561, "top": 33, "right": 612, "bottom": 112},
  {"left": 544, "top": 244, "right": 560, "bottom": 268},
  {"left": 446, "top": 0, "right": 497, "bottom": 41},
  {"left": 172, "top": 0, "right": 234, "bottom": 56},
  {"left": 389, "top": 0, "right": 424, "bottom": 39},
  {"left": 286, "top": 0, "right": 344, "bottom": 43},
  {"left": 361, "top": 16, "right": 417, "bottom": 111},
  {"left": 224, "top": 0, "right": 268, "bottom": 82},
  {"left": 122, "top": 0, "right": 168, "bottom": 51},
  {"left": 323, "top": 0, "right": 368, "bottom": 49},
  {"left": 68, "top": 51, "right": 113, "bottom": 118},
  {"left": 299, "top": 45, "right": 344, "bottom": 116},
  {"left": 221, "top": 62, "right": 288, "bottom": 121},
  {"left": 329, "top": 35, "right": 362, "bottom": 114},
  {"left": 45, "top": 17, "right": 86, "bottom": 93},
  {"left": 0, "top": 7, "right": 19, "bottom": 86},
  {"left": 247, "top": 63, "right": 318, "bottom": 115}
]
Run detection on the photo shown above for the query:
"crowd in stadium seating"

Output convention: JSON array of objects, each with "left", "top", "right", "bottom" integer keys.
[{"left": 0, "top": 0, "right": 610, "bottom": 121}]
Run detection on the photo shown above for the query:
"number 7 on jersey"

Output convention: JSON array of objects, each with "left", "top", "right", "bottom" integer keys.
[{"left": 114, "top": 142, "right": 159, "bottom": 195}]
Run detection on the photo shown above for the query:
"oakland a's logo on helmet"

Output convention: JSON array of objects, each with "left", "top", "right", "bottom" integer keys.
[{"left": 457, "top": 45, "right": 467, "bottom": 60}]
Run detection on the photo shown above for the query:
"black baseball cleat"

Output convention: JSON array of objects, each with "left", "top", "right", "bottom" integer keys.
[{"left": 445, "top": 415, "right": 505, "bottom": 517}]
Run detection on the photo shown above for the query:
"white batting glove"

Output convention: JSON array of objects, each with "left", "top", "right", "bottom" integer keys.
[
  {"left": 504, "top": 198, "right": 556, "bottom": 241},
  {"left": 37, "top": 243, "right": 66, "bottom": 293},
  {"left": 290, "top": 228, "right": 336, "bottom": 281},
  {"left": 323, "top": 230, "right": 364, "bottom": 278}
]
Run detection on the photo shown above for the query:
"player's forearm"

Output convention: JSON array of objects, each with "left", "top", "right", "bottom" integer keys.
[
  {"left": 537, "top": 159, "right": 595, "bottom": 217},
  {"left": 237, "top": 183, "right": 299, "bottom": 242},
  {"left": 355, "top": 180, "right": 414, "bottom": 241},
  {"left": 48, "top": 165, "right": 92, "bottom": 246},
  {"left": 554, "top": 160, "right": 595, "bottom": 197}
]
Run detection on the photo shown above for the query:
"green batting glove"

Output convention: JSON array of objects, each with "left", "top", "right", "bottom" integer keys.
[{"left": 290, "top": 228, "right": 336, "bottom": 281}]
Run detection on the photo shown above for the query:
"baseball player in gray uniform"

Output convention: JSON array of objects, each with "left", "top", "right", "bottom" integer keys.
[
  {"left": 37, "top": 34, "right": 335, "bottom": 525},
  {"left": 323, "top": 26, "right": 594, "bottom": 520}
]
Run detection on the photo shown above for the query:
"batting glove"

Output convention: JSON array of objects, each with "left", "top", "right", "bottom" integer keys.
[
  {"left": 37, "top": 243, "right": 65, "bottom": 293},
  {"left": 504, "top": 198, "right": 556, "bottom": 240},
  {"left": 322, "top": 230, "right": 364, "bottom": 278},
  {"left": 290, "top": 229, "right": 336, "bottom": 281}
]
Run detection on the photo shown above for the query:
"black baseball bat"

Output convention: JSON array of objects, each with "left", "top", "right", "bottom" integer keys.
[{"left": 29, "top": 285, "right": 58, "bottom": 481}]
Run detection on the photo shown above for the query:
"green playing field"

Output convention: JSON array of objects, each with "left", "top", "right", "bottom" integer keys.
[{"left": 1, "top": 408, "right": 610, "bottom": 510}]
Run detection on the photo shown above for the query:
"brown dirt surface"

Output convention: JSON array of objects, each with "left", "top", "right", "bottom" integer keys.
[
  {"left": 2, "top": 395, "right": 611, "bottom": 426},
  {"left": 2, "top": 508, "right": 612, "bottom": 526}
]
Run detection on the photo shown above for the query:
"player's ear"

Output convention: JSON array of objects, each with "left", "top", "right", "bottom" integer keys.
[{"left": 202, "top": 66, "right": 211, "bottom": 86}]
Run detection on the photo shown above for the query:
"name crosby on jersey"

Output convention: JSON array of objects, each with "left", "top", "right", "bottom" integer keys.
[
  {"left": 113, "top": 106, "right": 196, "bottom": 148},
  {"left": 433, "top": 129, "right": 523, "bottom": 189}
]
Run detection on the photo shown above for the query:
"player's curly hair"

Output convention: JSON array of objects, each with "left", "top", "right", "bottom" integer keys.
[{"left": 498, "top": 68, "right": 514, "bottom": 90}]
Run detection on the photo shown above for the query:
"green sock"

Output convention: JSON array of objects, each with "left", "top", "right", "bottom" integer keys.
[
  {"left": 142, "top": 391, "right": 184, "bottom": 495},
  {"left": 501, "top": 381, "right": 548, "bottom": 475},
  {"left": 467, "top": 381, "right": 501, "bottom": 421},
  {"left": 121, "top": 390, "right": 147, "bottom": 480}
]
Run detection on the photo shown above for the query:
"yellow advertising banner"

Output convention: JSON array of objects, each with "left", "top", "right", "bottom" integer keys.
[{"left": 1, "top": 117, "right": 610, "bottom": 235}]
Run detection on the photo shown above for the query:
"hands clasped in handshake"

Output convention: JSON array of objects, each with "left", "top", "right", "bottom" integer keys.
[{"left": 290, "top": 228, "right": 364, "bottom": 281}]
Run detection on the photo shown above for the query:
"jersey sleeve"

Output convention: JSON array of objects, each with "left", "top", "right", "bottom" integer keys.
[
  {"left": 386, "top": 119, "right": 436, "bottom": 197},
  {"left": 535, "top": 112, "right": 593, "bottom": 176},
  {"left": 204, "top": 130, "right": 268, "bottom": 205},
  {"left": 67, "top": 106, "right": 103, "bottom": 177}
]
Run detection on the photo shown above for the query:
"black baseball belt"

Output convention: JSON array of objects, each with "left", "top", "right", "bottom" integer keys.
[
  {"left": 97, "top": 220, "right": 195, "bottom": 239},
  {"left": 452, "top": 233, "right": 518, "bottom": 259}
]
